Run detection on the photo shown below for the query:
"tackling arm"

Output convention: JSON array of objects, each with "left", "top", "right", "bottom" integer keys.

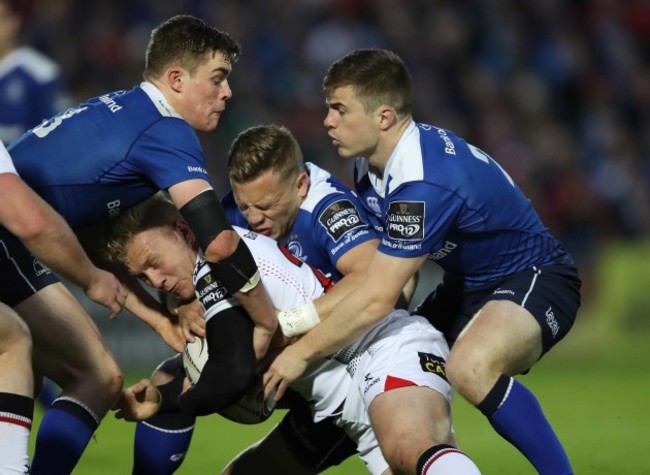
[
  {"left": 169, "top": 180, "right": 277, "bottom": 358},
  {"left": 0, "top": 173, "right": 126, "bottom": 316},
  {"left": 264, "top": 252, "right": 427, "bottom": 400}
]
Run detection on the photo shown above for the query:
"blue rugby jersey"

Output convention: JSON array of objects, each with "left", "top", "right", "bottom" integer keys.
[
  {"left": 353, "top": 121, "right": 573, "bottom": 288},
  {"left": 0, "top": 47, "right": 63, "bottom": 145},
  {"left": 7, "top": 82, "right": 212, "bottom": 228},
  {"left": 222, "top": 162, "right": 378, "bottom": 279}
]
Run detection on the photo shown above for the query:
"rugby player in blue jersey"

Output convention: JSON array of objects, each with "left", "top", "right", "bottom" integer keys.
[
  {"left": 4, "top": 15, "right": 276, "bottom": 474},
  {"left": 264, "top": 49, "right": 582, "bottom": 475},
  {"left": 129, "top": 124, "right": 421, "bottom": 474}
]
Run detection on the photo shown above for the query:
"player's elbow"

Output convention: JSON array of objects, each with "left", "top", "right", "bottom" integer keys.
[{"left": 203, "top": 229, "right": 239, "bottom": 263}]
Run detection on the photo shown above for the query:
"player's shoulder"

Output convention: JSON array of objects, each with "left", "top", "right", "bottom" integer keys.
[
  {"left": 303, "top": 162, "right": 359, "bottom": 210},
  {"left": 2, "top": 46, "right": 60, "bottom": 84}
]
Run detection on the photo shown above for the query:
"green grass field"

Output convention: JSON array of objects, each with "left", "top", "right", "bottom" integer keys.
[{"left": 29, "top": 242, "right": 650, "bottom": 474}]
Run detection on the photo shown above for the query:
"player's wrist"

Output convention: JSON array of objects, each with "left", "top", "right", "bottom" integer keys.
[{"left": 278, "top": 302, "right": 320, "bottom": 337}]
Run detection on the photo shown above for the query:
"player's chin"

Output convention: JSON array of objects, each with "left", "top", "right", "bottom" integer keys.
[
  {"left": 336, "top": 147, "right": 356, "bottom": 159},
  {"left": 197, "top": 116, "right": 220, "bottom": 131}
]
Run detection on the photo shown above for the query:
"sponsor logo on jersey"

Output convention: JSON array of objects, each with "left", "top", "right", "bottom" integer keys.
[
  {"left": 386, "top": 201, "right": 424, "bottom": 241},
  {"left": 107, "top": 199, "right": 121, "bottom": 218},
  {"left": 33, "top": 259, "right": 51, "bottom": 277},
  {"left": 418, "top": 352, "right": 448, "bottom": 382},
  {"left": 362, "top": 372, "right": 380, "bottom": 396},
  {"left": 493, "top": 288, "right": 516, "bottom": 296},
  {"left": 546, "top": 306, "right": 559, "bottom": 338},
  {"left": 428, "top": 240, "right": 457, "bottom": 260},
  {"left": 98, "top": 94, "right": 122, "bottom": 113},
  {"left": 436, "top": 127, "right": 456, "bottom": 155},
  {"left": 318, "top": 199, "right": 364, "bottom": 242},
  {"left": 365, "top": 196, "right": 382, "bottom": 215},
  {"left": 187, "top": 165, "right": 208, "bottom": 174},
  {"left": 195, "top": 271, "right": 228, "bottom": 307},
  {"left": 169, "top": 453, "right": 187, "bottom": 463}
]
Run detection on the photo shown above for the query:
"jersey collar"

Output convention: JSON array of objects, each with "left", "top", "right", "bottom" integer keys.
[{"left": 140, "top": 81, "right": 183, "bottom": 120}]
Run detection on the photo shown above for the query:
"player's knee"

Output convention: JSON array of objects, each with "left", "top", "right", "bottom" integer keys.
[
  {"left": 446, "top": 348, "right": 487, "bottom": 398},
  {"left": 90, "top": 352, "right": 123, "bottom": 399},
  {"left": 0, "top": 308, "right": 31, "bottom": 356},
  {"left": 381, "top": 441, "right": 418, "bottom": 474}
]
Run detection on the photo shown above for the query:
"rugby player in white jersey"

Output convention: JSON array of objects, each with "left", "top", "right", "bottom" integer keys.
[{"left": 107, "top": 194, "right": 481, "bottom": 475}]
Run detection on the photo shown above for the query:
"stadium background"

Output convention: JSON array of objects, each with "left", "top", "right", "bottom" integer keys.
[{"left": 15, "top": 0, "right": 649, "bottom": 473}]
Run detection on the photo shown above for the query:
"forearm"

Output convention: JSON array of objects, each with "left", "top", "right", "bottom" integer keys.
[
  {"left": 296, "top": 286, "right": 393, "bottom": 361},
  {"left": 0, "top": 177, "right": 100, "bottom": 288},
  {"left": 178, "top": 309, "right": 256, "bottom": 416}
]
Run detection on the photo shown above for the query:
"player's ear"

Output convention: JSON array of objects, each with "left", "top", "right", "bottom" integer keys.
[
  {"left": 295, "top": 170, "right": 309, "bottom": 199},
  {"left": 377, "top": 105, "right": 397, "bottom": 131},
  {"left": 165, "top": 66, "right": 185, "bottom": 93},
  {"left": 176, "top": 219, "right": 196, "bottom": 247}
]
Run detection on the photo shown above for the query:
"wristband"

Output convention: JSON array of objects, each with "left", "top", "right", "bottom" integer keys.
[
  {"left": 278, "top": 301, "right": 320, "bottom": 337},
  {"left": 238, "top": 269, "right": 261, "bottom": 293}
]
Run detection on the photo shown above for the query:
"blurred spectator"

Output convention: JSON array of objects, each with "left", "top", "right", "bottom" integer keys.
[{"left": 0, "top": 0, "right": 69, "bottom": 144}]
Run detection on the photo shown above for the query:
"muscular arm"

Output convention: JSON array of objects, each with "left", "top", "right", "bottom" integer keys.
[
  {"left": 168, "top": 179, "right": 277, "bottom": 358},
  {"left": 313, "top": 239, "right": 420, "bottom": 316},
  {"left": 265, "top": 251, "right": 427, "bottom": 399},
  {"left": 0, "top": 173, "right": 126, "bottom": 315}
]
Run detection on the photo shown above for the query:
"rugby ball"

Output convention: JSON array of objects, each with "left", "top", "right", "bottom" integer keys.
[
  {"left": 182, "top": 336, "right": 277, "bottom": 424},
  {"left": 218, "top": 386, "right": 276, "bottom": 425},
  {"left": 182, "top": 337, "right": 208, "bottom": 386}
]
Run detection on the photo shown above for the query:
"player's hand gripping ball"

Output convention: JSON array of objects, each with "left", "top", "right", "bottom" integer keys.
[{"left": 182, "top": 337, "right": 276, "bottom": 424}]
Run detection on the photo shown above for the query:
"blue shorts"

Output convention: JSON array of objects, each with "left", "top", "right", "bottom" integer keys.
[
  {"left": 0, "top": 227, "right": 60, "bottom": 306},
  {"left": 413, "top": 264, "right": 581, "bottom": 355}
]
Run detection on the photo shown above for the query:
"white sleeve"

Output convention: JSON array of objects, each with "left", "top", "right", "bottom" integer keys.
[{"left": 0, "top": 143, "right": 18, "bottom": 175}]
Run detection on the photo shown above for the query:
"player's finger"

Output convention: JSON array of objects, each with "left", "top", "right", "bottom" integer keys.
[
  {"left": 190, "top": 319, "right": 206, "bottom": 337},
  {"left": 274, "top": 380, "right": 288, "bottom": 401},
  {"left": 262, "top": 374, "right": 276, "bottom": 400},
  {"left": 182, "top": 324, "right": 195, "bottom": 343},
  {"left": 109, "top": 302, "right": 122, "bottom": 320}
]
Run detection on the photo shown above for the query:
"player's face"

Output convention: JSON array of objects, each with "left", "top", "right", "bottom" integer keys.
[
  {"left": 124, "top": 227, "right": 197, "bottom": 300},
  {"left": 324, "top": 86, "right": 381, "bottom": 161},
  {"left": 231, "top": 170, "right": 308, "bottom": 241},
  {"left": 179, "top": 52, "right": 233, "bottom": 132}
]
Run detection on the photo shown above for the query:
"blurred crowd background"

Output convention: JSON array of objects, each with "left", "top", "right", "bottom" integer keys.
[{"left": 9, "top": 0, "right": 649, "bottom": 362}]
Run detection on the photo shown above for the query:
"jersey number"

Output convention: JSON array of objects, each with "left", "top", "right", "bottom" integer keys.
[
  {"left": 467, "top": 144, "right": 514, "bottom": 186},
  {"left": 32, "top": 106, "right": 88, "bottom": 138}
]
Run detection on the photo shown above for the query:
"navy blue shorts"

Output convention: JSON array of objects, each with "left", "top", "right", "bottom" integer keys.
[
  {"left": 413, "top": 264, "right": 581, "bottom": 355},
  {"left": 0, "top": 227, "right": 60, "bottom": 306}
]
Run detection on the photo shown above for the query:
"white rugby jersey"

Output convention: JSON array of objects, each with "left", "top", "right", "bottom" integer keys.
[{"left": 193, "top": 226, "right": 396, "bottom": 421}]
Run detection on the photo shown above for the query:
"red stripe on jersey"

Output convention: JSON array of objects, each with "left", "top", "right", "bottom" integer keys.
[{"left": 384, "top": 375, "right": 416, "bottom": 391}]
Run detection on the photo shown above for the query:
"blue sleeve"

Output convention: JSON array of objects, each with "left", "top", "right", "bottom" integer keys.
[
  {"left": 311, "top": 193, "right": 378, "bottom": 268},
  {"left": 130, "top": 119, "right": 214, "bottom": 190},
  {"left": 378, "top": 181, "right": 461, "bottom": 258}
]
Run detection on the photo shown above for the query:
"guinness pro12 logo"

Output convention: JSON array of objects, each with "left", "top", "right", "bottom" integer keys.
[{"left": 386, "top": 201, "right": 424, "bottom": 241}]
